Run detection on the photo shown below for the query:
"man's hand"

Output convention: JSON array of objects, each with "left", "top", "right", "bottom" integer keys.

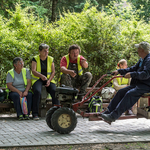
[
  {"left": 81, "top": 59, "right": 88, "bottom": 68},
  {"left": 124, "top": 72, "right": 131, "bottom": 78},
  {"left": 60, "top": 66, "right": 76, "bottom": 77},
  {"left": 41, "top": 75, "right": 47, "bottom": 81},
  {"left": 45, "top": 80, "right": 50, "bottom": 87},
  {"left": 23, "top": 91, "right": 28, "bottom": 97},
  {"left": 111, "top": 70, "right": 119, "bottom": 76},
  {"left": 69, "top": 70, "right": 77, "bottom": 78},
  {"left": 18, "top": 91, "right": 23, "bottom": 98}
]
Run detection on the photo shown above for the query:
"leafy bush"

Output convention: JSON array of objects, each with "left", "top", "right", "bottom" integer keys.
[
  {"left": 0, "top": 2, "right": 150, "bottom": 87},
  {"left": 128, "top": 0, "right": 150, "bottom": 23}
]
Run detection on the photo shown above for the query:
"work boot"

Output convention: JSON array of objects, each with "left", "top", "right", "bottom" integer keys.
[
  {"left": 100, "top": 110, "right": 110, "bottom": 116},
  {"left": 101, "top": 114, "right": 116, "bottom": 122}
]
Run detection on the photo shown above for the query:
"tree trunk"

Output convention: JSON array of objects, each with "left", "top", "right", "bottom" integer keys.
[{"left": 51, "top": 0, "right": 58, "bottom": 22}]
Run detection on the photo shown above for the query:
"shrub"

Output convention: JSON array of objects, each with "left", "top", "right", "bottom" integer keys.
[{"left": 0, "top": 2, "right": 150, "bottom": 87}]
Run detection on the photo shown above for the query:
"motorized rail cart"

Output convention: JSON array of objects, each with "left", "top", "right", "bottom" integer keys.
[{"left": 46, "top": 74, "right": 150, "bottom": 134}]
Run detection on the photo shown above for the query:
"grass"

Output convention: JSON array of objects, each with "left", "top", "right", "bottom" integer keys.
[{"left": 124, "top": 142, "right": 147, "bottom": 149}]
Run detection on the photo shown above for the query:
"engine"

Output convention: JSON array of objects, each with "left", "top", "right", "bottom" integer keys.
[{"left": 55, "top": 86, "right": 78, "bottom": 102}]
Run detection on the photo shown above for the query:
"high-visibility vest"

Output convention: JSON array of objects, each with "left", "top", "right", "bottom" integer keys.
[
  {"left": 117, "top": 77, "right": 129, "bottom": 85},
  {"left": 31, "top": 55, "right": 55, "bottom": 85},
  {"left": 6, "top": 68, "right": 27, "bottom": 87},
  {"left": 6, "top": 68, "right": 27, "bottom": 96},
  {"left": 61, "top": 54, "right": 83, "bottom": 76},
  {"left": 112, "top": 75, "right": 129, "bottom": 87}
]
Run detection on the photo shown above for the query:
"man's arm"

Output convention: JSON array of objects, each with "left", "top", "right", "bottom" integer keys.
[
  {"left": 24, "top": 79, "right": 31, "bottom": 92},
  {"left": 118, "top": 60, "right": 140, "bottom": 75},
  {"left": 60, "top": 56, "right": 77, "bottom": 77},
  {"left": 60, "top": 66, "right": 76, "bottom": 77},
  {"left": 7, "top": 82, "right": 23, "bottom": 97},
  {"left": 45, "top": 62, "right": 56, "bottom": 87},
  {"left": 23, "top": 69, "right": 31, "bottom": 97},
  {"left": 6, "top": 73, "right": 23, "bottom": 97},
  {"left": 23, "top": 79, "right": 31, "bottom": 97},
  {"left": 130, "top": 58, "right": 150, "bottom": 80},
  {"left": 48, "top": 62, "right": 55, "bottom": 82},
  {"left": 124, "top": 72, "right": 131, "bottom": 78},
  {"left": 81, "top": 59, "right": 88, "bottom": 68}
]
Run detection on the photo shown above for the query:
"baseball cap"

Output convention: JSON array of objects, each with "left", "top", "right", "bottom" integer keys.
[{"left": 135, "top": 41, "right": 150, "bottom": 51}]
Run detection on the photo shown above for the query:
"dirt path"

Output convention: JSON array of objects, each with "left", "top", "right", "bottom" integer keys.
[{"left": 1, "top": 142, "right": 150, "bottom": 150}]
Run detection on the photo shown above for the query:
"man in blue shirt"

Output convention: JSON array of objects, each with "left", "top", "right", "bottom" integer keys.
[{"left": 101, "top": 41, "right": 150, "bottom": 123}]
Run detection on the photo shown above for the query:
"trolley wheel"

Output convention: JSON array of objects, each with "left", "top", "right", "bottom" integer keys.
[
  {"left": 51, "top": 107, "right": 77, "bottom": 134},
  {"left": 46, "top": 106, "right": 59, "bottom": 130}
]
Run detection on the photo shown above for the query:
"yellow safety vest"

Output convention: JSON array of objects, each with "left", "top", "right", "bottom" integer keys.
[
  {"left": 6, "top": 68, "right": 27, "bottom": 87},
  {"left": 31, "top": 55, "right": 55, "bottom": 85},
  {"left": 112, "top": 75, "right": 129, "bottom": 87},
  {"left": 117, "top": 77, "right": 129, "bottom": 85},
  {"left": 61, "top": 54, "right": 83, "bottom": 76},
  {"left": 6, "top": 68, "right": 27, "bottom": 97}
]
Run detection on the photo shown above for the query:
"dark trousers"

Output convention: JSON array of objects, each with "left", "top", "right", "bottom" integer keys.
[
  {"left": 32, "top": 79, "right": 59, "bottom": 116},
  {"left": 9, "top": 92, "right": 32, "bottom": 117},
  {"left": 60, "top": 72, "right": 92, "bottom": 93},
  {"left": 108, "top": 85, "right": 150, "bottom": 119}
]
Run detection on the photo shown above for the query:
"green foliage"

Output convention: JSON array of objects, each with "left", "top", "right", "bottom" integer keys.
[
  {"left": 1, "top": 0, "right": 150, "bottom": 23},
  {"left": 0, "top": 4, "right": 49, "bottom": 86},
  {"left": 0, "top": 0, "right": 122, "bottom": 22},
  {"left": 0, "top": 2, "right": 150, "bottom": 87},
  {"left": 0, "top": 0, "right": 47, "bottom": 19},
  {"left": 48, "top": 0, "right": 122, "bottom": 21},
  {"left": 0, "top": 0, "right": 18, "bottom": 18},
  {"left": 19, "top": 0, "right": 48, "bottom": 19},
  {"left": 128, "top": 0, "right": 150, "bottom": 23}
]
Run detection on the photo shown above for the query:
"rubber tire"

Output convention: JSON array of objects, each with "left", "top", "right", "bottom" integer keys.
[
  {"left": 51, "top": 107, "right": 77, "bottom": 134},
  {"left": 46, "top": 106, "right": 59, "bottom": 130}
]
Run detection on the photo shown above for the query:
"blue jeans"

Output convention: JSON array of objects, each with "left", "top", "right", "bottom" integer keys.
[
  {"left": 108, "top": 85, "right": 150, "bottom": 119},
  {"left": 9, "top": 92, "right": 32, "bottom": 117}
]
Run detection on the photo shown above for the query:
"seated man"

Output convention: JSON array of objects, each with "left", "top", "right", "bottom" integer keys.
[
  {"left": 31, "top": 43, "right": 59, "bottom": 120},
  {"left": 60, "top": 44, "right": 92, "bottom": 100},
  {"left": 101, "top": 41, "right": 150, "bottom": 123}
]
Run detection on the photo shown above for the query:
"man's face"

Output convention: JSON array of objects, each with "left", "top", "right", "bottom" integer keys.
[
  {"left": 14, "top": 60, "right": 24, "bottom": 70},
  {"left": 137, "top": 48, "right": 144, "bottom": 57},
  {"left": 39, "top": 48, "right": 49, "bottom": 57},
  {"left": 69, "top": 49, "right": 79, "bottom": 61}
]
